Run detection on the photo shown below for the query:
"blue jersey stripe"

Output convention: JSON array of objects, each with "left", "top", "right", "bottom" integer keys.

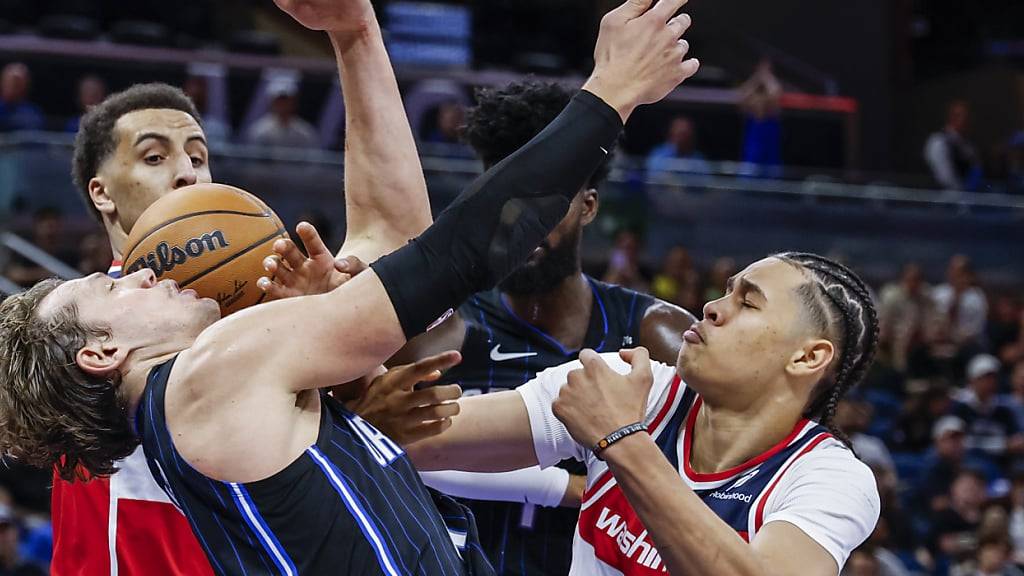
[
  {"left": 228, "top": 483, "right": 297, "bottom": 576},
  {"left": 145, "top": 388, "right": 226, "bottom": 575},
  {"left": 331, "top": 425, "right": 457, "bottom": 573},
  {"left": 307, "top": 446, "right": 402, "bottom": 576}
]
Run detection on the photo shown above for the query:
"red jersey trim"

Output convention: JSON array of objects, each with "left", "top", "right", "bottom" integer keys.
[
  {"left": 753, "top": 432, "right": 833, "bottom": 531},
  {"left": 681, "top": 397, "right": 812, "bottom": 483}
]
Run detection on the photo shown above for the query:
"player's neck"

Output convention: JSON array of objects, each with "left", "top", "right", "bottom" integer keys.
[
  {"left": 106, "top": 222, "right": 126, "bottom": 261},
  {"left": 503, "top": 273, "right": 593, "bottom": 349},
  {"left": 689, "top": 391, "right": 806, "bottom": 474},
  {"left": 120, "top": 345, "right": 191, "bottom": 417}
]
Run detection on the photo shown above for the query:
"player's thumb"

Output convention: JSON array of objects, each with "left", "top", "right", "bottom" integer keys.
[
  {"left": 628, "top": 347, "right": 653, "bottom": 384},
  {"left": 611, "top": 0, "right": 653, "bottom": 21}
]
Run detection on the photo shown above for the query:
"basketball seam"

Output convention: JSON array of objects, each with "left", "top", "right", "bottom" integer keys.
[
  {"left": 125, "top": 209, "right": 271, "bottom": 259},
  {"left": 179, "top": 228, "right": 287, "bottom": 289}
]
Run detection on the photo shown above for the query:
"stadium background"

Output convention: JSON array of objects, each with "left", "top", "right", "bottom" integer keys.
[{"left": 1, "top": 1, "right": 1023, "bottom": 574}]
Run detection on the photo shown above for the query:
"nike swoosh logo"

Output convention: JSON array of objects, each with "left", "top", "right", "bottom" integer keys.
[{"left": 490, "top": 344, "right": 538, "bottom": 362}]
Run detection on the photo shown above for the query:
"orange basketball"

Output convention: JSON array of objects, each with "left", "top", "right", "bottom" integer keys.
[{"left": 123, "top": 183, "right": 287, "bottom": 316}]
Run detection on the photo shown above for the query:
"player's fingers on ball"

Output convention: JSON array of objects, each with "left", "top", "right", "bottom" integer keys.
[
  {"left": 673, "top": 39, "right": 690, "bottom": 60},
  {"left": 410, "top": 401, "right": 460, "bottom": 423},
  {"left": 410, "top": 384, "right": 462, "bottom": 407},
  {"left": 414, "top": 350, "right": 463, "bottom": 377},
  {"left": 667, "top": 12, "right": 691, "bottom": 38},
  {"left": 410, "top": 418, "right": 453, "bottom": 441},
  {"left": 270, "top": 260, "right": 297, "bottom": 287},
  {"left": 281, "top": 242, "right": 306, "bottom": 271},
  {"left": 296, "top": 221, "right": 331, "bottom": 258},
  {"left": 263, "top": 253, "right": 281, "bottom": 274},
  {"left": 258, "top": 278, "right": 290, "bottom": 299},
  {"left": 649, "top": 0, "right": 689, "bottom": 22},
  {"left": 273, "top": 238, "right": 293, "bottom": 257},
  {"left": 681, "top": 58, "right": 700, "bottom": 79},
  {"left": 336, "top": 255, "right": 369, "bottom": 275}
]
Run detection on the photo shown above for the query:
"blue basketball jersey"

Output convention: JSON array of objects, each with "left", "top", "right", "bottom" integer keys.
[{"left": 136, "top": 356, "right": 495, "bottom": 575}]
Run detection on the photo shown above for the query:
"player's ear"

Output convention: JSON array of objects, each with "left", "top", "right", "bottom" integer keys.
[
  {"left": 76, "top": 342, "right": 127, "bottom": 377},
  {"left": 581, "top": 189, "right": 599, "bottom": 226},
  {"left": 89, "top": 177, "right": 116, "bottom": 219}
]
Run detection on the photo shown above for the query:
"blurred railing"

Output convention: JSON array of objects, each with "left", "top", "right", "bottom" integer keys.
[{"left": 2, "top": 132, "right": 1022, "bottom": 289}]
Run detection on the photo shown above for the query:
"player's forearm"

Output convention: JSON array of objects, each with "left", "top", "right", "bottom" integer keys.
[
  {"left": 419, "top": 466, "right": 570, "bottom": 507},
  {"left": 370, "top": 90, "right": 623, "bottom": 338},
  {"left": 407, "top": 392, "right": 539, "bottom": 472},
  {"left": 603, "top": 433, "right": 770, "bottom": 576},
  {"left": 328, "top": 22, "right": 432, "bottom": 261}
]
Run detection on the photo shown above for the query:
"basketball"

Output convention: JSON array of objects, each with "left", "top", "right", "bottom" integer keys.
[{"left": 122, "top": 183, "right": 287, "bottom": 316}]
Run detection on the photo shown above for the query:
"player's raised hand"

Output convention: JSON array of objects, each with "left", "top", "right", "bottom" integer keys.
[
  {"left": 273, "top": 0, "right": 375, "bottom": 33},
  {"left": 583, "top": 0, "right": 699, "bottom": 121},
  {"left": 343, "top": 351, "right": 464, "bottom": 447},
  {"left": 258, "top": 222, "right": 365, "bottom": 299},
  {"left": 552, "top": 348, "right": 655, "bottom": 448}
]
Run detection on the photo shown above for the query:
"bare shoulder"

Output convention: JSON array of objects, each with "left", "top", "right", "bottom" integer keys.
[
  {"left": 162, "top": 339, "right": 319, "bottom": 482},
  {"left": 639, "top": 299, "right": 697, "bottom": 365}
]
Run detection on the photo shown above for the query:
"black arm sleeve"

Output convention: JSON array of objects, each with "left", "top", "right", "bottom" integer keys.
[{"left": 371, "top": 90, "right": 622, "bottom": 338}]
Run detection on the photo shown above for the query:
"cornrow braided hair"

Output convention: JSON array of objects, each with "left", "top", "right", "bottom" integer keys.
[{"left": 773, "top": 252, "right": 880, "bottom": 448}]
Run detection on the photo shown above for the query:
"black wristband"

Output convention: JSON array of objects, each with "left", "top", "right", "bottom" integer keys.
[{"left": 592, "top": 422, "right": 648, "bottom": 461}]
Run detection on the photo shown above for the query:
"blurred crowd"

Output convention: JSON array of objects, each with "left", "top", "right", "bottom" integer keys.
[{"left": 2, "top": 44, "right": 1024, "bottom": 576}]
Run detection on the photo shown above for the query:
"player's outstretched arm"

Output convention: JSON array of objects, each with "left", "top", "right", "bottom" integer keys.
[
  {"left": 190, "top": 0, "right": 699, "bottom": 395},
  {"left": 274, "top": 0, "right": 432, "bottom": 264}
]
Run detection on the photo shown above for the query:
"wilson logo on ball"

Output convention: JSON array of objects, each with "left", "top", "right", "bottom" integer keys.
[{"left": 125, "top": 230, "right": 230, "bottom": 278}]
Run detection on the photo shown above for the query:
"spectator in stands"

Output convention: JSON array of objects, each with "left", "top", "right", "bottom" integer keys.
[
  {"left": 421, "top": 101, "right": 473, "bottom": 158},
  {"left": 703, "top": 256, "right": 736, "bottom": 303},
  {"left": 895, "top": 380, "right": 954, "bottom": 452},
  {"left": 933, "top": 254, "right": 989, "bottom": 361},
  {"left": 973, "top": 534, "right": 1024, "bottom": 576},
  {"left": 76, "top": 231, "right": 113, "bottom": 276},
  {"left": 952, "top": 354, "right": 1024, "bottom": 465},
  {"left": 924, "top": 100, "right": 983, "bottom": 192},
  {"left": 999, "top": 309, "right": 1024, "bottom": 367},
  {"left": 183, "top": 74, "right": 231, "bottom": 144},
  {"left": 424, "top": 101, "right": 464, "bottom": 145},
  {"left": 1008, "top": 465, "right": 1024, "bottom": 565},
  {"left": 879, "top": 263, "right": 938, "bottom": 375},
  {"left": 990, "top": 295, "right": 1023, "bottom": 366},
  {"left": 1005, "top": 361, "right": 1024, "bottom": 431},
  {"left": 1007, "top": 131, "right": 1024, "bottom": 195},
  {"left": 602, "top": 229, "right": 651, "bottom": 293},
  {"left": 245, "top": 79, "right": 318, "bottom": 149},
  {"left": 737, "top": 58, "right": 783, "bottom": 177},
  {"left": 836, "top": 394, "right": 898, "bottom": 480},
  {"left": 651, "top": 245, "right": 702, "bottom": 311},
  {"left": 2, "top": 207, "right": 76, "bottom": 287},
  {"left": 929, "top": 469, "right": 987, "bottom": 568},
  {"left": 64, "top": 75, "right": 106, "bottom": 133},
  {"left": 920, "top": 415, "right": 968, "bottom": 513},
  {"left": 645, "top": 116, "right": 711, "bottom": 174},
  {"left": 0, "top": 63, "right": 45, "bottom": 133},
  {"left": 843, "top": 547, "right": 882, "bottom": 576},
  {"left": 0, "top": 504, "right": 44, "bottom": 576}
]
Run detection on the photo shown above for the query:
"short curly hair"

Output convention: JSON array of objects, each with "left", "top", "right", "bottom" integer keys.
[
  {"left": 462, "top": 80, "right": 615, "bottom": 190},
  {"left": 72, "top": 83, "right": 202, "bottom": 223}
]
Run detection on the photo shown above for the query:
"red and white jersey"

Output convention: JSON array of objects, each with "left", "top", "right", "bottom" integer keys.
[
  {"left": 50, "top": 262, "right": 213, "bottom": 576},
  {"left": 518, "top": 353, "right": 880, "bottom": 576}
]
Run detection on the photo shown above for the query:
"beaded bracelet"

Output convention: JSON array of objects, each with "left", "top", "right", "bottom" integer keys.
[{"left": 591, "top": 422, "right": 648, "bottom": 461}]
